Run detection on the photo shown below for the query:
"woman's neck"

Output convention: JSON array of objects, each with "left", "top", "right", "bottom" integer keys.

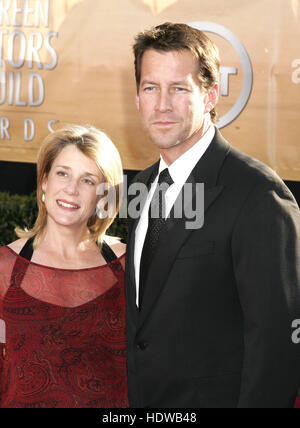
[{"left": 39, "top": 221, "right": 95, "bottom": 259}]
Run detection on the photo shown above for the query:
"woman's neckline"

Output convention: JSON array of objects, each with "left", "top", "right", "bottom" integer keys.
[{"left": 5, "top": 245, "right": 125, "bottom": 272}]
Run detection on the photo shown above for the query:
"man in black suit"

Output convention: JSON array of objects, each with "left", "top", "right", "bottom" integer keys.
[{"left": 125, "top": 22, "right": 300, "bottom": 408}]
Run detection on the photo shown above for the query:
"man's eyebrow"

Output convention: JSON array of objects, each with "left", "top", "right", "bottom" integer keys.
[
  {"left": 170, "top": 81, "right": 190, "bottom": 86},
  {"left": 140, "top": 80, "right": 190, "bottom": 86},
  {"left": 140, "top": 80, "right": 158, "bottom": 86}
]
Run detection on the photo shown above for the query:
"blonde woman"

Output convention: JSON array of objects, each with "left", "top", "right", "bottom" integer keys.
[{"left": 0, "top": 125, "right": 128, "bottom": 408}]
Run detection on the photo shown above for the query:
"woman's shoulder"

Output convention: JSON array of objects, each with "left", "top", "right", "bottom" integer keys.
[
  {"left": 104, "top": 235, "right": 126, "bottom": 258},
  {"left": 0, "top": 239, "right": 25, "bottom": 274},
  {"left": 6, "top": 238, "right": 28, "bottom": 255}
]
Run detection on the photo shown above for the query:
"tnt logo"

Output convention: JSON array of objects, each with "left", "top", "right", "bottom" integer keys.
[{"left": 189, "top": 22, "right": 253, "bottom": 129}]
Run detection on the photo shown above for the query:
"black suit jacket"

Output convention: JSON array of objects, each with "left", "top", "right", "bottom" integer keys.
[{"left": 125, "top": 129, "right": 300, "bottom": 408}]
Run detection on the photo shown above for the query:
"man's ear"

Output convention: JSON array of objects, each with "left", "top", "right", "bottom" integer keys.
[{"left": 205, "top": 83, "right": 219, "bottom": 113}]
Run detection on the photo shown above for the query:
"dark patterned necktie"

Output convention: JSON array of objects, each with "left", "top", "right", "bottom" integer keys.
[{"left": 139, "top": 168, "right": 174, "bottom": 307}]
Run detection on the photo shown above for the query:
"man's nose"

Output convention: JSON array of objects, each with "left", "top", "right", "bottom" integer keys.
[{"left": 155, "top": 89, "right": 172, "bottom": 112}]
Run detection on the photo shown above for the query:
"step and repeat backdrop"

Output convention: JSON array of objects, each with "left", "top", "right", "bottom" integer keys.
[{"left": 0, "top": 0, "right": 299, "bottom": 180}]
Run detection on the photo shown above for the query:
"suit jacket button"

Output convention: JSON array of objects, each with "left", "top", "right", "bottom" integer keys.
[{"left": 137, "top": 342, "right": 148, "bottom": 350}]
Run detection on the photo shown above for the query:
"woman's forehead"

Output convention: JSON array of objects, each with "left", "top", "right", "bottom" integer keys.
[{"left": 52, "top": 145, "right": 100, "bottom": 176}]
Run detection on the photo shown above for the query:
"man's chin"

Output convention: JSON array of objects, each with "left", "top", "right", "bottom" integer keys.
[
  {"left": 148, "top": 133, "right": 179, "bottom": 150},
  {"left": 151, "top": 140, "right": 179, "bottom": 150}
]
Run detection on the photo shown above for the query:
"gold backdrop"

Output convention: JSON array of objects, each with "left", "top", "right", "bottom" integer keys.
[{"left": 0, "top": 0, "right": 299, "bottom": 180}]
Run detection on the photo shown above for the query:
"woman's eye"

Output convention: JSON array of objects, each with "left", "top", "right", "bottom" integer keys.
[
  {"left": 84, "top": 179, "right": 95, "bottom": 185},
  {"left": 57, "top": 171, "right": 67, "bottom": 177}
]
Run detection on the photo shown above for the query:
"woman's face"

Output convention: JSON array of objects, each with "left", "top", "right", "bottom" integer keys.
[{"left": 42, "top": 144, "right": 104, "bottom": 230}]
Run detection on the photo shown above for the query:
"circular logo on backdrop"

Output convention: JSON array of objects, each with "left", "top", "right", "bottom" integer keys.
[{"left": 188, "top": 22, "right": 253, "bottom": 129}]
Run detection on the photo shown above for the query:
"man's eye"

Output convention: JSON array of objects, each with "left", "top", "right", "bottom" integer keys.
[
  {"left": 144, "top": 87, "right": 156, "bottom": 92},
  {"left": 175, "top": 87, "right": 187, "bottom": 92}
]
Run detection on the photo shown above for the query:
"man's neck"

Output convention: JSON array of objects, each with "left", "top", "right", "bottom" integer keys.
[{"left": 160, "top": 121, "right": 213, "bottom": 166}]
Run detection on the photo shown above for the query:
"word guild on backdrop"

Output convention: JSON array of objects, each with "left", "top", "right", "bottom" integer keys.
[{"left": 0, "top": 0, "right": 58, "bottom": 141}]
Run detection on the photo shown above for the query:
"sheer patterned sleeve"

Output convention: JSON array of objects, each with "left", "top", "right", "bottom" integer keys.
[
  {"left": 0, "top": 247, "right": 16, "bottom": 300},
  {"left": 0, "top": 246, "right": 15, "bottom": 406},
  {"left": 0, "top": 341, "right": 3, "bottom": 406},
  {"left": 0, "top": 247, "right": 16, "bottom": 335}
]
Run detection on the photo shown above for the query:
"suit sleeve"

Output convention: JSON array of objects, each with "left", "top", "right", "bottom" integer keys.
[{"left": 232, "top": 181, "right": 300, "bottom": 408}]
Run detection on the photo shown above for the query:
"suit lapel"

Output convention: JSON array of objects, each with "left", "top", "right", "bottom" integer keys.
[
  {"left": 138, "top": 185, "right": 224, "bottom": 329},
  {"left": 137, "top": 129, "right": 231, "bottom": 330},
  {"left": 125, "top": 162, "right": 159, "bottom": 323}
]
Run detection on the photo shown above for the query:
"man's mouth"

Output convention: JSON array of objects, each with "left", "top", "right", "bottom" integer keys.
[{"left": 153, "top": 121, "right": 176, "bottom": 126}]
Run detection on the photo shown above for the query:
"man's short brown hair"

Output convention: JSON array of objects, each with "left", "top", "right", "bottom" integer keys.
[{"left": 133, "top": 22, "right": 221, "bottom": 123}]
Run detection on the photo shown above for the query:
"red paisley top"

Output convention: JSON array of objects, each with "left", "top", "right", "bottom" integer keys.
[{"left": 0, "top": 246, "right": 128, "bottom": 408}]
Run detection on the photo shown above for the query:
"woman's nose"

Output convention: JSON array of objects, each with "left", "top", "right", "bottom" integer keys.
[{"left": 63, "top": 179, "right": 80, "bottom": 195}]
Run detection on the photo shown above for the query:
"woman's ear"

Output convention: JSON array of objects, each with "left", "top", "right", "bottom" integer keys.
[{"left": 41, "top": 174, "right": 48, "bottom": 194}]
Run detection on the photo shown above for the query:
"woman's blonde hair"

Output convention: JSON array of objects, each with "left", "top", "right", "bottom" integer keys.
[{"left": 16, "top": 124, "right": 123, "bottom": 248}]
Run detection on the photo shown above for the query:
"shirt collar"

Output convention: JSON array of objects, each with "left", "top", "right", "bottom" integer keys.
[{"left": 158, "top": 125, "right": 215, "bottom": 185}]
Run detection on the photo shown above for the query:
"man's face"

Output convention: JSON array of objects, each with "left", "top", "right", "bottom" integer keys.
[{"left": 136, "top": 49, "right": 218, "bottom": 158}]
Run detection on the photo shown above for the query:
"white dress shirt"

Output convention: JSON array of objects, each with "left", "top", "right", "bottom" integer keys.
[{"left": 134, "top": 125, "right": 215, "bottom": 306}]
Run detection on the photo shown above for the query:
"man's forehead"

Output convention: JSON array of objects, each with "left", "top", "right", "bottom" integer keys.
[
  {"left": 140, "top": 49, "right": 199, "bottom": 79},
  {"left": 142, "top": 48, "right": 196, "bottom": 62}
]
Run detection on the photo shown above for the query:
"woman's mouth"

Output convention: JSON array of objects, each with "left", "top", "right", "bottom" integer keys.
[{"left": 56, "top": 200, "right": 81, "bottom": 210}]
